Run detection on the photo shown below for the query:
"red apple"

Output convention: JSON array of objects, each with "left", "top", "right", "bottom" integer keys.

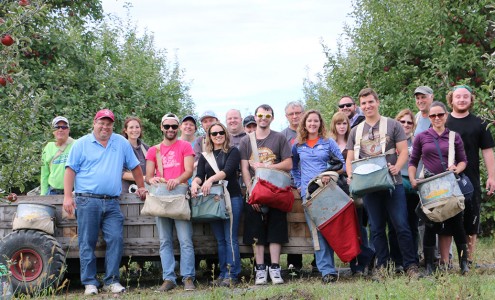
[
  {"left": 6, "top": 76, "right": 13, "bottom": 84},
  {"left": 7, "top": 193, "right": 18, "bottom": 202},
  {"left": 1, "top": 34, "right": 14, "bottom": 46},
  {"left": 450, "top": 82, "right": 456, "bottom": 87},
  {"left": 474, "top": 77, "right": 483, "bottom": 84},
  {"left": 467, "top": 69, "right": 475, "bottom": 76},
  {"left": 0, "top": 77, "right": 6, "bottom": 87},
  {"left": 383, "top": 66, "right": 390, "bottom": 72},
  {"left": 19, "top": 0, "right": 30, "bottom": 6}
]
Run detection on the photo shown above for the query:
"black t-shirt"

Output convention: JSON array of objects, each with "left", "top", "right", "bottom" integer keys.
[
  {"left": 195, "top": 147, "right": 242, "bottom": 197},
  {"left": 446, "top": 113, "right": 495, "bottom": 187}
]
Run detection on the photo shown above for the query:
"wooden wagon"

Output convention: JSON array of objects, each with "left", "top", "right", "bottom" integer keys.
[{"left": 0, "top": 191, "right": 313, "bottom": 293}]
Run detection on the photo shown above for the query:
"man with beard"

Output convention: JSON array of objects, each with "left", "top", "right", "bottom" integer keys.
[
  {"left": 226, "top": 109, "right": 246, "bottom": 148},
  {"left": 146, "top": 113, "right": 196, "bottom": 292},
  {"left": 446, "top": 85, "right": 495, "bottom": 264},
  {"left": 239, "top": 104, "right": 292, "bottom": 285},
  {"left": 338, "top": 96, "right": 365, "bottom": 128},
  {"left": 63, "top": 109, "right": 147, "bottom": 296}
]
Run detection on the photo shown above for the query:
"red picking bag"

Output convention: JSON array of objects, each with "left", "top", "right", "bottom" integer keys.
[{"left": 248, "top": 178, "right": 294, "bottom": 212}]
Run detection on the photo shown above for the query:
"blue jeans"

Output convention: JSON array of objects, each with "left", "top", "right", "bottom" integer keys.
[
  {"left": 363, "top": 184, "right": 417, "bottom": 269},
  {"left": 155, "top": 217, "right": 195, "bottom": 284},
  {"left": 47, "top": 187, "right": 64, "bottom": 195},
  {"left": 75, "top": 196, "right": 123, "bottom": 286},
  {"left": 210, "top": 195, "right": 243, "bottom": 279},
  {"left": 304, "top": 212, "right": 337, "bottom": 276}
]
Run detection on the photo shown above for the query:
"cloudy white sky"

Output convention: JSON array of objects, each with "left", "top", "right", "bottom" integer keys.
[{"left": 101, "top": 0, "right": 354, "bottom": 130}]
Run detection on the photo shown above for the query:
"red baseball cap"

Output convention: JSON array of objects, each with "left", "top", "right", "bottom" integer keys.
[{"left": 94, "top": 109, "right": 115, "bottom": 122}]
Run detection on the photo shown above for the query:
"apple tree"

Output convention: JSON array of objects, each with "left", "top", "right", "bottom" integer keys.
[{"left": 0, "top": 0, "right": 193, "bottom": 194}]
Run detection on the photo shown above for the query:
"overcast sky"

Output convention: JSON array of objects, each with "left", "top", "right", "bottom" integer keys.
[{"left": 101, "top": 0, "right": 354, "bottom": 130}]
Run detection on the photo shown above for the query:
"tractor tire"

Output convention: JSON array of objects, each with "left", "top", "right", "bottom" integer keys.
[{"left": 0, "top": 229, "right": 66, "bottom": 295}]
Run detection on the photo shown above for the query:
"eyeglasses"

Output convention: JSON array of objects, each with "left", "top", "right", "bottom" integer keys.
[
  {"left": 162, "top": 124, "right": 179, "bottom": 130},
  {"left": 53, "top": 125, "right": 69, "bottom": 130},
  {"left": 286, "top": 111, "right": 302, "bottom": 117},
  {"left": 338, "top": 103, "right": 354, "bottom": 109},
  {"left": 210, "top": 131, "right": 226, "bottom": 137},
  {"left": 256, "top": 114, "right": 272, "bottom": 119},
  {"left": 399, "top": 120, "right": 414, "bottom": 125},
  {"left": 428, "top": 113, "right": 446, "bottom": 119},
  {"left": 368, "top": 127, "right": 375, "bottom": 141}
]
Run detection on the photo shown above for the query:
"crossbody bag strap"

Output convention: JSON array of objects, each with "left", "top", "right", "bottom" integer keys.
[
  {"left": 432, "top": 135, "right": 447, "bottom": 172},
  {"left": 140, "top": 143, "right": 148, "bottom": 157},
  {"left": 353, "top": 121, "right": 365, "bottom": 160},
  {"left": 378, "top": 116, "right": 388, "bottom": 154},
  {"left": 248, "top": 132, "right": 260, "bottom": 162},
  {"left": 50, "top": 137, "right": 74, "bottom": 167},
  {"left": 448, "top": 130, "right": 455, "bottom": 167},
  {"left": 154, "top": 144, "right": 163, "bottom": 177}
]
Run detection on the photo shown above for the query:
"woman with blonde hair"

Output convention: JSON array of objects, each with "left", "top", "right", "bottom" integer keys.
[{"left": 191, "top": 122, "right": 243, "bottom": 286}]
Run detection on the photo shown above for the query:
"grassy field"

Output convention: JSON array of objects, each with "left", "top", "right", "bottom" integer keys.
[{"left": 13, "top": 238, "right": 495, "bottom": 299}]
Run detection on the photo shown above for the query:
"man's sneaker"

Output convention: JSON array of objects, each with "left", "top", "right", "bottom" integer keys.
[
  {"left": 84, "top": 285, "right": 98, "bottom": 296},
  {"left": 183, "top": 277, "right": 196, "bottom": 291},
  {"left": 322, "top": 273, "right": 338, "bottom": 283},
  {"left": 406, "top": 265, "right": 421, "bottom": 280},
  {"left": 102, "top": 282, "right": 125, "bottom": 293},
  {"left": 156, "top": 280, "right": 176, "bottom": 292},
  {"left": 268, "top": 266, "right": 284, "bottom": 284},
  {"left": 255, "top": 267, "right": 268, "bottom": 285}
]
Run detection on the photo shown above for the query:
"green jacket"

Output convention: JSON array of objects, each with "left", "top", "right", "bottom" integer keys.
[{"left": 40, "top": 138, "right": 75, "bottom": 195}]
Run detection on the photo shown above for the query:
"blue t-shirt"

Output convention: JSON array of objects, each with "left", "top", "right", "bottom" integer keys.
[{"left": 66, "top": 132, "right": 140, "bottom": 196}]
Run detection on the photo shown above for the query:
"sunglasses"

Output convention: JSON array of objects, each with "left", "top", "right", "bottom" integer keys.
[
  {"left": 162, "top": 124, "right": 179, "bottom": 130},
  {"left": 429, "top": 113, "right": 446, "bottom": 119},
  {"left": 256, "top": 113, "right": 272, "bottom": 119},
  {"left": 210, "top": 131, "right": 226, "bottom": 137},
  {"left": 368, "top": 127, "right": 374, "bottom": 141},
  {"left": 338, "top": 103, "right": 353, "bottom": 109},
  {"left": 399, "top": 120, "right": 414, "bottom": 125},
  {"left": 54, "top": 125, "right": 69, "bottom": 130}
]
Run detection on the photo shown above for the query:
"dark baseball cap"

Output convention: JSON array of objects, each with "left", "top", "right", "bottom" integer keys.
[
  {"left": 243, "top": 115, "right": 256, "bottom": 127},
  {"left": 181, "top": 115, "right": 197, "bottom": 128}
]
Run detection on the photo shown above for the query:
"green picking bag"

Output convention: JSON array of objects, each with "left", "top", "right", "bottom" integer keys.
[
  {"left": 349, "top": 154, "right": 395, "bottom": 197},
  {"left": 191, "top": 184, "right": 229, "bottom": 222}
]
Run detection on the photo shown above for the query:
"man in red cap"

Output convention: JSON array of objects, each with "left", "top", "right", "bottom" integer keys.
[{"left": 63, "top": 109, "right": 147, "bottom": 296}]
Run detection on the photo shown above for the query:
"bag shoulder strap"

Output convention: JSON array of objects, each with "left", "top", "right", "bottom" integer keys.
[
  {"left": 353, "top": 121, "right": 365, "bottom": 160},
  {"left": 203, "top": 152, "right": 221, "bottom": 174},
  {"left": 378, "top": 116, "right": 388, "bottom": 154},
  {"left": 50, "top": 137, "right": 74, "bottom": 166},
  {"left": 448, "top": 130, "right": 455, "bottom": 167},
  {"left": 154, "top": 144, "right": 163, "bottom": 177},
  {"left": 249, "top": 132, "right": 260, "bottom": 162},
  {"left": 140, "top": 143, "right": 148, "bottom": 157}
]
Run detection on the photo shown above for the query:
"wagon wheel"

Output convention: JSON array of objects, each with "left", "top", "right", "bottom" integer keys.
[{"left": 0, "top": 229, "right": 66, "bottom": 295}]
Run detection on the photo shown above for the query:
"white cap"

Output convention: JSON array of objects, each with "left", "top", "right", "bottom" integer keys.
[{"left": 52, "top": 116, "right": 69, "bottom": 127}]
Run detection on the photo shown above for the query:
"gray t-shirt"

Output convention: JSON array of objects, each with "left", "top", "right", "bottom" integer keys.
[
  {"left": 346, "top": 117, "right": 407, "bottom": 184},
  {"left": 414, "top": 111, "right": 431, "bottom": 136},
  {"left": 280, "top": 127, "right": 297, "bottom": 146},
  {"left": 239, "top": 130, "right": 292, "bottom": 177}
]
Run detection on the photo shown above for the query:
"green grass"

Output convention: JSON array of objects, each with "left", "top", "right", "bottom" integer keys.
[{"left": 17, "top": 238, "right": 495, "bottom": 299}]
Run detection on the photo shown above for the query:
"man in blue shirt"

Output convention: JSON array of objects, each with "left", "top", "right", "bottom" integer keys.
[{"left": 63, "top": 109, "right": 147, "bottom": 296}]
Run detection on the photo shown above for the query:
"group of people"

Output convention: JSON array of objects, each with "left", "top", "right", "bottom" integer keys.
[{"left": 39, "top": 83, "right": 495, "bottom": 296}]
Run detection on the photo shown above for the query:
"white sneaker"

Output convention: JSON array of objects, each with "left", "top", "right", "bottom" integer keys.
[
  {"left": 255, "top": 267, "right": 268, "bottom": 285},
  {"left": 84, "top": 285, "right": 98, "bottom": 295},
  {"left": 269, "top": 266, "right": 284, "bottom": 284},
  {"left": 102, "top": 282, "right": 126, "bottom": 293}
]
